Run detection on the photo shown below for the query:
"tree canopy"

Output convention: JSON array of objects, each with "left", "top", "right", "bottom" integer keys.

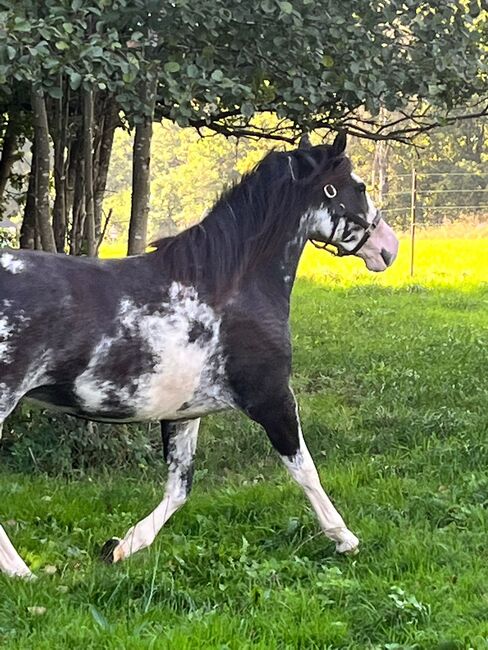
[
  {"left": 0, "top": 0, "right": 486, "bottom": 254},
  {"left": 2, "top": 0, "right": 486, "bottom": 139}
]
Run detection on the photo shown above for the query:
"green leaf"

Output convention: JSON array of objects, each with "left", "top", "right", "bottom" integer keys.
[
  {"left": 89, "top": 46, "right": 103, "bottom": 58},
  {"left": 279, "top": 1, "right": 293, "bottom": 14},
  {"left": 211, "top": 69, "right": 224, "bottom": 81},
  {"left": 47, "top": 86, "right": 63, "bottom": 99},
  {"left": 69, "top": 71, "right": 82, "bottom": 90},
  {"left": 89, "top": 605, "right": 111, "bottom": 631},
  {"left": 261, "top": 0, "right": 275, "bottom": 13},
  {"left": 55, "top": 41, "right": 69, "bottom": 51},
  {"left": 321, "top": 54, "right": 334, "bottom": 68},
  {"left": 164, "top": 61, "right": 180, "bottom": 73},
  {"left": 13, "top": 18, "right": 31, "bottom": 32},
  {"left": 241, "top": 101, "right": 254, "bottom": 117}
]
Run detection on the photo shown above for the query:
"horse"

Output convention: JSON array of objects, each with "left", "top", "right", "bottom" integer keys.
[{"left": 0, "top": 133, "right": 398, "bottom": 578}]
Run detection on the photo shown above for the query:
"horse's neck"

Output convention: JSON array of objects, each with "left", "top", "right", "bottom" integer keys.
[{"left": 251, "top": 219, "right": 309, "bottom": 300}]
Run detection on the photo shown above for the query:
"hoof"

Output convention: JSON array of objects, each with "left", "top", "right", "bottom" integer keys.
[
  {"left": 335, "top": 531, "right": 360, "bottom": 555},
  {"left": 100, "top": 537, "right": 122, "bottom": 564},
  {"left": 11, "top": 569, "right": 36, "bottom": 581}
]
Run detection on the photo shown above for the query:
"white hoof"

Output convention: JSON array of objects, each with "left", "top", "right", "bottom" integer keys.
[
  {"left": 335, "top": 530, "right": 360, "bottom": 555},
  {"left": 7, "top": 566, "right": 35, "bottom": 580}
]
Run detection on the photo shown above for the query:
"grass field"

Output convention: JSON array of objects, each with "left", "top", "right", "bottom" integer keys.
[{"left": 1, "top": 234, "right": 488, "bottom": 648}]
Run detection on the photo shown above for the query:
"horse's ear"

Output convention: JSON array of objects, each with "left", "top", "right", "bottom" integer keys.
[
  {"left": 298, "top": 134, "right": 312, "bottom": 149},
  {"left": 331, "top": 131, "right": 347, "bottom": 156}
]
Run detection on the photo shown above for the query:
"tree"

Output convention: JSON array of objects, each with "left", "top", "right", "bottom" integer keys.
[{"left": 0, "top": 0, "right": 486, "bottom": 253}]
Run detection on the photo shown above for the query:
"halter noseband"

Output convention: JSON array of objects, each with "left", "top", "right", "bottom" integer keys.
[{"left": 311, "top": 183, "right": 381, "bottom": 257}]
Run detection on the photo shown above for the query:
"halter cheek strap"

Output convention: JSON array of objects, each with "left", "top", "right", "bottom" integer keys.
[{"left": 311, "top": 184, "right": 382, "bottom": 256}]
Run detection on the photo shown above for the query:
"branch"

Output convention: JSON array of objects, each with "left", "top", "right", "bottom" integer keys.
[{"left": 96, "top": 208, "right": 112, "bottom": 256}]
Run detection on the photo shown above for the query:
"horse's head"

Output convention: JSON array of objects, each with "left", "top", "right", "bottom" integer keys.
[{"left": 293, "top": 133, "right": 398, "bottom": 272}]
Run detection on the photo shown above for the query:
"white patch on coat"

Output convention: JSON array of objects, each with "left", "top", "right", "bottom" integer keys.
[
  {"left": 0, "top": 355, "right": 50, "bottom": 422},
  {"left": 305, "top": 208, "right": 346, "bottom": 244},
  {"left": 0, "top": 253, "right": 24, "bottom": 274},
  {"left": 75, "top": 282, "right": 231, "bottom": 420},
  {"left": 0, "top": 308, "right": 30, "bottom": 365},
  {"left": 0, "top": 316, "right": 15, "bottom": 364}
]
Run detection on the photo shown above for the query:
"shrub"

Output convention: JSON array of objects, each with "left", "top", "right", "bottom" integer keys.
[{"left": 0, "top": 403, "right": 165, "bottom": 476}]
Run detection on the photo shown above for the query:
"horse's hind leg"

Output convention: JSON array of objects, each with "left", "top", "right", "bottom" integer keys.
[
  {"left": 247, "top": 389, "right": 359, "bottom": 554},
  {"left": 101, "top": 418, "right": 200, "bottom": 563},
  {"left": 0, "top": 524, "right": 33, "bottom": 578}
]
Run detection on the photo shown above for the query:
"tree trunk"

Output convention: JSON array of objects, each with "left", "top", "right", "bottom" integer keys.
[
  {"left": 0, "top": 114, "right": 18, "bottom": 205},
  {"left": 31, "top": 86, "right": 56, "bottom": 252},
  {"left": 127, "top": 75, "right": 157, "bottom": 256},
  {"left": 50, "top": 84, "right": 69, "bottom": 253},
  {"left": 372, "top": 139, "right": 390, "bottom": 206},
  {"left": 66, "top": 129, "right": 81, "bottom": 239},
  {"left": 83, "top": 89, "right": 96, "bottom": 257},
  {"left": 94, "top": 96, "right": 118, "bottom": 243},
  {"left": 20, "top": 141, "right": 37, "bottom": 250},
  {"left": 70, "top": 155, "right": 85, "bottom": 255}
]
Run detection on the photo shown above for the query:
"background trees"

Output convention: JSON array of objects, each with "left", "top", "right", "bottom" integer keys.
[{"left": 0, "top": 0, "right": 486, "bottom": 254}]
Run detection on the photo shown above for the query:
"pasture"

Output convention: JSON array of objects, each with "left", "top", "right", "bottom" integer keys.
[{"left": 1, "top": 232, "right": 488, "bottom": 649}]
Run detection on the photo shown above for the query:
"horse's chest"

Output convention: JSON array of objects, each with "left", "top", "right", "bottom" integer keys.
[{"left": 72, "top": 288, "right": 232, "bottom": 421}]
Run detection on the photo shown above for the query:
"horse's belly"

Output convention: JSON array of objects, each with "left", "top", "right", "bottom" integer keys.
[
  {"left": 68, "top": 285, "right": 232, "bottom": 421},
  {"left": 74, "top": 360, "right": 199, "bottom": 420},
  {"left": 132, "top": 362, "right": 227, "bottom": 420}
]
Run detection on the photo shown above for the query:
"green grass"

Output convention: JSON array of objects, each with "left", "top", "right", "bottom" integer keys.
[{"left": 1, "top": 240, "right": 488, "bottom": 648}]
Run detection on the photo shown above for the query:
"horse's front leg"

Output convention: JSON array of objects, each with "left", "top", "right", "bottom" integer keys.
[
  {"left": 101, "top": 418, "right": 200, "bottom": 563},
  {"left": 247, "top": 390, "right": 359, "bottom": 554}
]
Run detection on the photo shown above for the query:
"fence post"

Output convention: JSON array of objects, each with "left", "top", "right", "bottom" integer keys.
[{"left": 410, "top": 165, "right": 417, "bottom": 277}]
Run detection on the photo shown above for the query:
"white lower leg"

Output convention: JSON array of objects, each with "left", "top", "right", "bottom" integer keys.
[
  {"left": 113, "top": 478, "right": 187, "bottom": 562},
  {"left": 0, "top": 524, "right": 33, "bottom": 578},
  {"left": 282, "top": 430, "right": 359, "bottom": 554},
  {"left": 111, "top": 419, "right": 199, "bottom": 562}
]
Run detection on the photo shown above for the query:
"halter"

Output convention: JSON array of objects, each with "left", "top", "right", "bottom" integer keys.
[{"left": 311, "top": 183, "right": 382, "bottom": 257}]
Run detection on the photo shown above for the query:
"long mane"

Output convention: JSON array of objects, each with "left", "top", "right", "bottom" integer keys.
[{"left": 150, "top": 146, "right": 352, "bottom": 301}]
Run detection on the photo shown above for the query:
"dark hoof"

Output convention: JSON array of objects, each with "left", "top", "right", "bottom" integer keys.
[{"left": 100, "top": 537, "right": 121, "bottom": 564}]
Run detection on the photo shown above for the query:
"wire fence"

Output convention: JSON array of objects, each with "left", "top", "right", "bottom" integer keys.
[{"left": 373, "top": 168, "right": 488, "bottom": 275}]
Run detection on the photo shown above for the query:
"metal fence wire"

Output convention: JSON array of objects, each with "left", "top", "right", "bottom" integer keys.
[{"left": 373, "top": 168, "right": 488, "bottom": 276}]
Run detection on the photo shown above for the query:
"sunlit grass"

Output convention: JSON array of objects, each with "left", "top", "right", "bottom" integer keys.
[{"left": 299, "top": 235, "right": 488, "bottom": 288}]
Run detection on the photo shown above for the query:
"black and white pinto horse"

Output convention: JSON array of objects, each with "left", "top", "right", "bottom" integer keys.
[{"left": 0, "top": 134, "right": 398, "bottom": 578}]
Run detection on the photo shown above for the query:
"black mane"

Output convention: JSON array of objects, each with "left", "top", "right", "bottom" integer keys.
[{"left": 151, "top": 145, "right": 352, "bottom": 301}]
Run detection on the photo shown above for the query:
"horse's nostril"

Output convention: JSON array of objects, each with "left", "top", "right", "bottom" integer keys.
[{"left": 380, "top": 249, "right": 392, "bottom": 266}]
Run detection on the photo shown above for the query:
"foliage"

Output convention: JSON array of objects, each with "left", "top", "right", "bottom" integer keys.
[
  {"left": 2, "top": 404, "right": 164, "bottom": 475},
  {"left": 0, "top": 235, "right": 488, "bottom": 646},
  {"left": 0, "top": 226, "right": 15, "bottom": 247},
  {"left": 0, "top": 0, "right": 486, "bottom": 255},
  {"left": 0, "top": 1, "right": 486, "bottom": 136}
]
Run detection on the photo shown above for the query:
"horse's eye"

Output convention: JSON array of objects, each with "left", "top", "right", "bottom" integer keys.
[{"left": 357, "top": 183, "right": 366, "bottom": 193}]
